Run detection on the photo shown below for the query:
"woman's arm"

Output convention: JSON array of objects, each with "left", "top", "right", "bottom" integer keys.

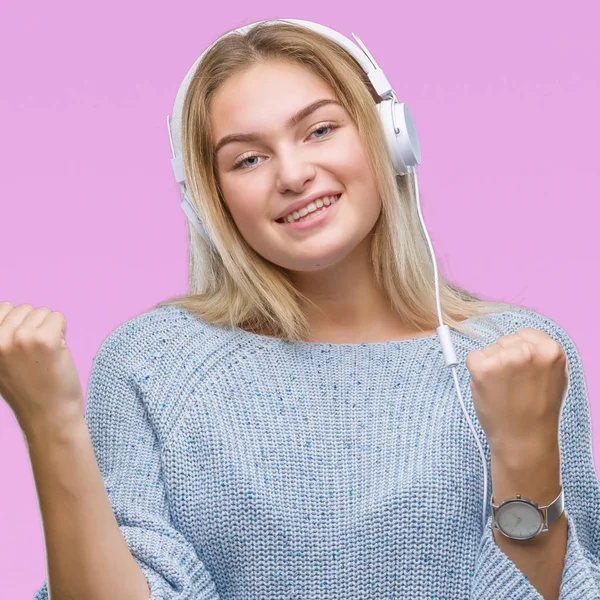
[
  {"left": 489, "top": 445, "right": 566, "bottom": 599},
  {"left": 470, "top": 310, "right": 600, "bottom": 599},
  {"left": 25, "top": 415, "right": 151, "bottom": 600},
  {"left": 31, "top": 315, "right": 221, "bottom": 600}
]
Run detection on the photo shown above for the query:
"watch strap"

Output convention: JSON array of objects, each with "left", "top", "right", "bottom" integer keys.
[{"left": 544, "top": 486, "right": 564, "bottom": 529}]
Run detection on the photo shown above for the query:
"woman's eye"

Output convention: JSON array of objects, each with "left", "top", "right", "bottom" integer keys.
[
  {"left": 233, "top": 155, "right": 262, "bottom": 170},
  {"left": 310, "top": 123, "right": 335, "bottom": 139},
  {"left": 232, "top": 122, "right": 339, "bottom": 170},
  {"left": 232, "top": 153, "right": 263, "bottom": 170}
]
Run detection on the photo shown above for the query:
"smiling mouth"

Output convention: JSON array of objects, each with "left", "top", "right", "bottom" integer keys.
[{"left": 276, "top": 194, "right": 342, "bottom": 224}]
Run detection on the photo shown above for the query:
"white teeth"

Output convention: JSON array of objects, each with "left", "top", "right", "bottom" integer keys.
[{"left": 283, "top": 195, "right": 340, "bottom": 223}]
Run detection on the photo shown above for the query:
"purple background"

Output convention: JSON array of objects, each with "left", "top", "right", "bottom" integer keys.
[{"left": 1, "top": 1, "right": 598, "bottom": 597}]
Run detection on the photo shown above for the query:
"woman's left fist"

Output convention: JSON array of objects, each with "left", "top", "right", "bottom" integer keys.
[{"left": 465, "top": 327, "right": 570, "bottom": 458}]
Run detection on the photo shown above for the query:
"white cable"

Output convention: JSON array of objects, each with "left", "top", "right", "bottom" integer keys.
[{"left": 407, "top": 165, "right": 489, "bottom": 532}]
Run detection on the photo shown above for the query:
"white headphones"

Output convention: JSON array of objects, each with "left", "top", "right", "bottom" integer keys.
[{"left": 165, "top": 18, "right": 491, "bottom": 534}]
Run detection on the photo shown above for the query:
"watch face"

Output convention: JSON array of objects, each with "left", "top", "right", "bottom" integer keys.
[{"left": 496, "top": 500, "right": 543, "bottom": 540}]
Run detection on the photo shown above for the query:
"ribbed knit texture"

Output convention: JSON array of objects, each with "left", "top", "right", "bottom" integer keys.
[{"left": 33, "top": 304, "right": 600, "bottom": 599}]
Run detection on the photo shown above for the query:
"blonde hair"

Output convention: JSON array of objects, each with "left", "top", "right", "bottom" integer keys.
[{"left": 157, "top": 20, "right": 523, "bottom": 342}]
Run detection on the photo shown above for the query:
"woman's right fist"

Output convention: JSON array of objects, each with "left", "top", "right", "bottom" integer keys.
[{"left": 0, "top": 302, "right": 84, "bottom": 435}]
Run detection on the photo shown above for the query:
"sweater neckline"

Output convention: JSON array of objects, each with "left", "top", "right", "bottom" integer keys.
[{"left": 231, "top": 315, "right": 480, "bottom": 350}]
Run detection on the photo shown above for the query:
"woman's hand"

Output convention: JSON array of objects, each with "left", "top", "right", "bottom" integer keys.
[
  {"left": 465, "top": 327, "right": 570, "bottom": 461},
  {"left": 0, "top": 302, "right": 84, "bottom": 435}
]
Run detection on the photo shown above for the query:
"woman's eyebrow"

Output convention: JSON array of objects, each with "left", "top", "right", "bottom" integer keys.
[{"left": 214, "top": 98, "right": 342, "bottom": 154}]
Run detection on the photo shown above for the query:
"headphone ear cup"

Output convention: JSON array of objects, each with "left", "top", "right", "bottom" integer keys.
[
  {"left": 376, "top": 99, "right": 422, "bottom": 176},
  {"left": 180, "top": 190, "right": 216, "bottom": 249}
]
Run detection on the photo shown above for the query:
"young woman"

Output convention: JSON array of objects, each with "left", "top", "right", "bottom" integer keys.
[{"left": 1, "top": 19, "right": 598, "bottom": 600}]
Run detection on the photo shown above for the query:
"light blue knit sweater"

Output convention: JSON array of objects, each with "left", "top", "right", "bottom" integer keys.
[{"left": 33, "top": 304, "right": 600, "bottom": 599}]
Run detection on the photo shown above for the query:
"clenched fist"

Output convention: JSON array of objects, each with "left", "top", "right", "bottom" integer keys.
[
  {"left": 0, "top": 302, "right": 84, "bottom": 436},
  {"left": 465, "top": 327, "right": 570, "bottom": 460}
]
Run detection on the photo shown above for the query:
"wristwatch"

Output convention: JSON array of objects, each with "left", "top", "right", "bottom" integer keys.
[{"left": 491, "top": 485, "right": 564, "bottom": 541}]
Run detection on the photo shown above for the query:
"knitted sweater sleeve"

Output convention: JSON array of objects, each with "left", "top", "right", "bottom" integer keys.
[
  {"left": 33, "top": 321, "right": 220, "bottom": 600},
  {"left": 470, "top": 313, "right": 600, "bottom": 599}
]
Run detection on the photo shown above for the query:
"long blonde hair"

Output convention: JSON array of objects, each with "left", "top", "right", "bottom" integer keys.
[{"left": 157, "top": 20, "right": 523, "bottom": 342}]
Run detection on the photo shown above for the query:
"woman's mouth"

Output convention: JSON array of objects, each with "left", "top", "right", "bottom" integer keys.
[{"left": 275, "top": 194, "right": 342, "bottom": 230}]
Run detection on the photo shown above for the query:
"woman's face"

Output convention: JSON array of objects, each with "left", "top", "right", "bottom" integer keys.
[{"left": 212, "top": 60, "right": 381, "bottom": 272}]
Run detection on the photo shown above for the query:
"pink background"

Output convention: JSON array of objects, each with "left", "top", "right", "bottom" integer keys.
[{"left": 1, "top": 1, "right": 599, "bottom": 597}]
